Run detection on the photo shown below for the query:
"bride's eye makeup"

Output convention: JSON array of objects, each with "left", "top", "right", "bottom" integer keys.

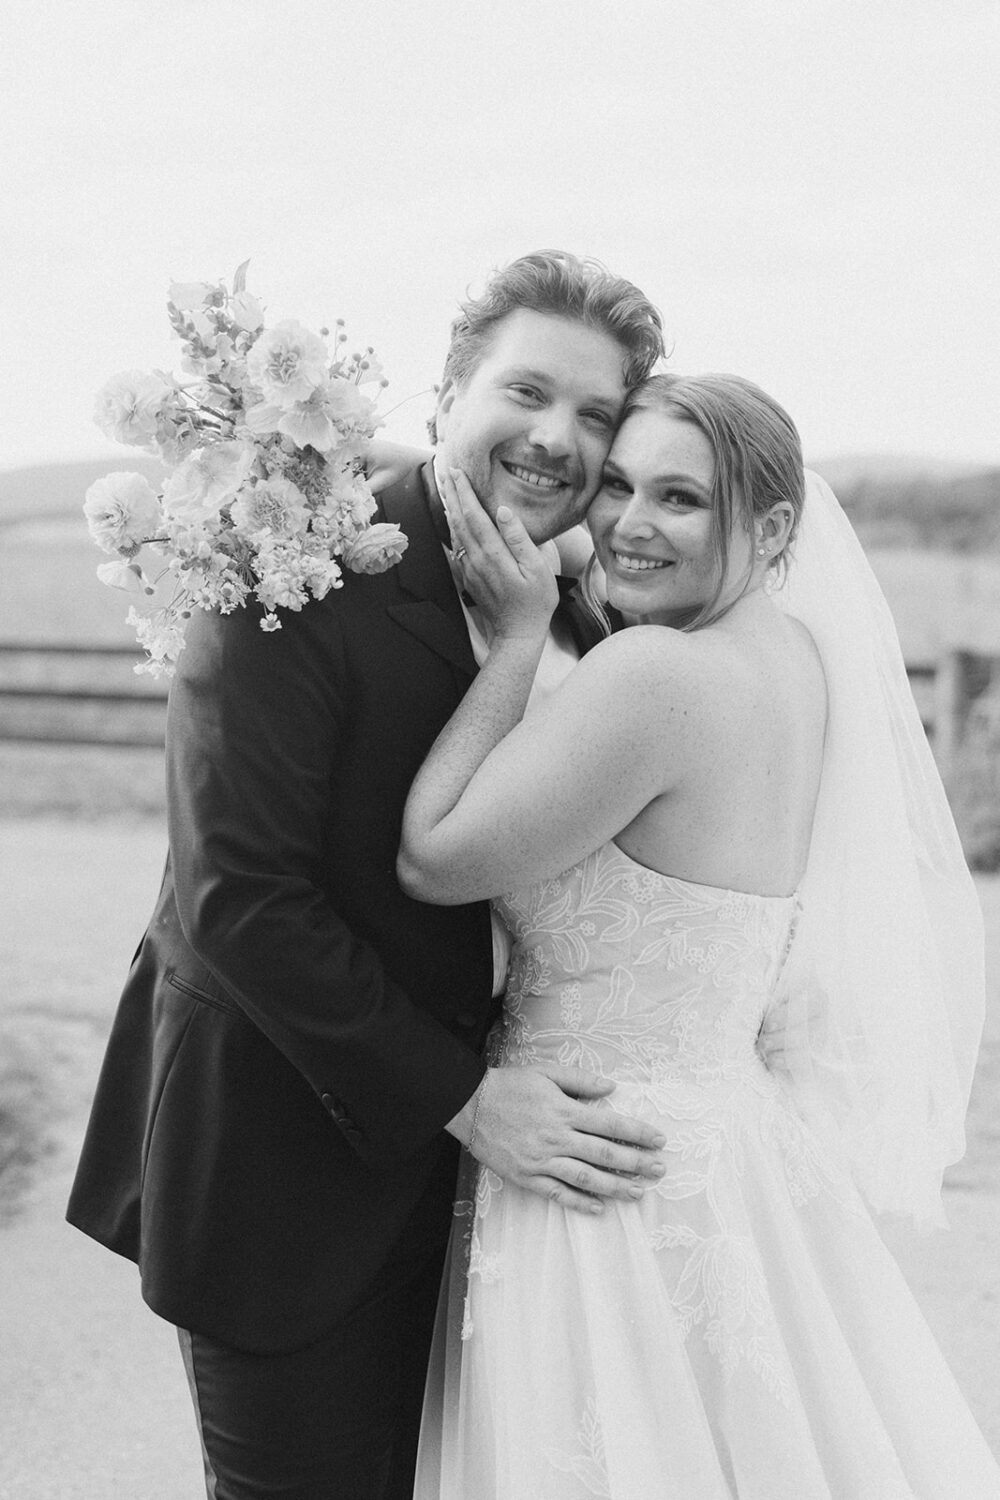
[
  {"left": 600, "top": 469, "right": 631, "bottom": 495},
  {"left": 658, "top": 487, "right": 705, "bottom": 509}
]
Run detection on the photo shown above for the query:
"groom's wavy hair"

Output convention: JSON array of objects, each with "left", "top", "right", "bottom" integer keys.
[
  {"left": 427, "top": 251, "right": 664, "bottom": 443},
  {"left": 584, "top": 373, "right": 806, "bottom": 634}
]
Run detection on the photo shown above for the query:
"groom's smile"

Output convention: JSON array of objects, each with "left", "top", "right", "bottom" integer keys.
[
  {"left": 499, "top": 459, "right": 567, "bottom": 492},
  {"left": 434, "top": 307, "right": 628, "bottom": 544}
]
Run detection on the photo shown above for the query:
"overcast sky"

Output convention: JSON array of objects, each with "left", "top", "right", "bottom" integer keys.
[{"left": 3, "top": 0, "right": 997, "bottom": 472}]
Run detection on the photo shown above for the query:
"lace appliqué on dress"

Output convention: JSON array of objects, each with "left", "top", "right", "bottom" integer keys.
[{"left": 544, "top": 1397, "right": 610, "bottom": 1498}]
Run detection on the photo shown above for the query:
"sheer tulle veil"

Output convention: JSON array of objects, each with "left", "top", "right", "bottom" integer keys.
[{"left": 772, "top": 471, "right": 985, "bottom": 1228}]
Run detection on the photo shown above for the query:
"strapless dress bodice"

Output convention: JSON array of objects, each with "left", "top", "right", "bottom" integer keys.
[{"left": 491, "top": 840, "right": 799, "bottom": 1096}]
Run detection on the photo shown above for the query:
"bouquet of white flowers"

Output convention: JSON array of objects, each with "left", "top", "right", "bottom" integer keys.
[{"left": 84, "top": 263, "right": 407, "bottom": 676}]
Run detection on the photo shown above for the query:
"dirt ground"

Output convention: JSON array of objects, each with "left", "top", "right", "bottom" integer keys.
[{"left": 1, "top": 818, "right": 998, "bottom": 1497}]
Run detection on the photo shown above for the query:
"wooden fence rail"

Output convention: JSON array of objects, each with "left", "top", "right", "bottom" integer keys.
[
  {"left": 0, "top": 643, "right": 168, "bottom": 748},
  {"left": 0, "top": 641, "right": 991, "bottom": 765}
]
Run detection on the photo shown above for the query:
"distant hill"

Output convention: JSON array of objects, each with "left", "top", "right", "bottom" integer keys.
[
  {"left": 810, "top": 455, "right": 1000, "bottom": 553},
  {"left": 3, "top": 453, "right": 999, "bottom": 553}
]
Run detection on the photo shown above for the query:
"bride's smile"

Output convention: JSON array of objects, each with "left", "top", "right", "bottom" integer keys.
[{"left": 588, "top": 409, "right": 755, "bottom": 626}]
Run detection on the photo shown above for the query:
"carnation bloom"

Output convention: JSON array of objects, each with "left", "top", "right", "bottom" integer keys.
[
  {"left": 94, "top": 371, "right": 176, "bottom": 449},
  {"left": 246, "top": 320, "right": 330, "bottom": 409},
  {"left": 162, "top": 441, "right": 256, "bottom": 525},
  {"left": 230, "top": 477, "right": 310, "bottom": 539},
  {"left": 84, "top": 472, "right": 163, "bottom": 554},
  {"left": 343, "top": 523, "right": 409, "bottom": 574}
]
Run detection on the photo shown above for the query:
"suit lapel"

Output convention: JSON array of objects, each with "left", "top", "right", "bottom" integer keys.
[{"left": 380, "top": 464, "right": 477, "bottom": 679}]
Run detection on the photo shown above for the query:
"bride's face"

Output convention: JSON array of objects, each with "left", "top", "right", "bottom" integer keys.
[{"left": 588, "top": 409, "right": 753, "bottom": 626}]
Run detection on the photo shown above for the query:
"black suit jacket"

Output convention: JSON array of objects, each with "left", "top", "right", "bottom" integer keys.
[{"left": 67, "top": 463, "right": 606, "bottom": 1352}]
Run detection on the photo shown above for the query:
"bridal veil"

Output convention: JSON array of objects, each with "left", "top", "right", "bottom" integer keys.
[{"left": 772, "top": 471, "right": 985, "bottom": 1228}]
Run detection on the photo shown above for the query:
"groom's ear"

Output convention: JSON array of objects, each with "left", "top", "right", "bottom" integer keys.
[{"left": 435, "top": 378, "right": 456, "bottom": 440}]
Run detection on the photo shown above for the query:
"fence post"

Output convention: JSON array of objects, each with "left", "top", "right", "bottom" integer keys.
[{"left": 933, "top": 649, "right": 973, "bottom": 779}]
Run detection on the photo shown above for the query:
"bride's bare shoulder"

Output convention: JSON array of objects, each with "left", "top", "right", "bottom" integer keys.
[
  {"left": 581, "top": 614, "right": 823, "bottom": 719},
  {"left": 579, "top": 625, "right": 738, "bottom": 711},
  {"left": 584, "top": 624, "right": 705, "bottom": 677},
  {"left": 775, "top": 613, "right": 828, "bottom": 705}
]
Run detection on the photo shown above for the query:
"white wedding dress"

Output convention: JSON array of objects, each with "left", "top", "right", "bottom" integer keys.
[
  {"left": 414, "top": 474, "right": 995, "bottom": 1496},
  {"left": 414, "top": 841, "right": 1000, "bottom": 1498}
]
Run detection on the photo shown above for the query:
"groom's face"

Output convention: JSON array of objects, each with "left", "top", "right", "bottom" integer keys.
[{"left": 434, "top": 308, "right": 628, "bottom": 543}]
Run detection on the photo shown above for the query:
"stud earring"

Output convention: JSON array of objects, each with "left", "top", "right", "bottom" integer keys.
[{"left": 756, "top": 545, "right": 767, "bottom": 557}]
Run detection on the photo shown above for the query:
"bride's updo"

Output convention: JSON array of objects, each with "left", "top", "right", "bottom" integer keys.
[{"left": 622, "top": 372, "right": 806, "bottom": 628}]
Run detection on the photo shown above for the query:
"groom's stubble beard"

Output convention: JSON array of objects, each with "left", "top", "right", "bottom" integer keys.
[{"left": 436, "top": 438, "right": 594, "bottom": 547}]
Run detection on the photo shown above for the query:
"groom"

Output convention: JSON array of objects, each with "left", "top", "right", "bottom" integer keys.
[{"left": 67, "top": 251, "right": 665, "bottom": 1499}]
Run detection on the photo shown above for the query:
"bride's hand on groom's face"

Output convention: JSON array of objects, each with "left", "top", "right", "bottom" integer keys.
[
  {"left": 451, "top": 1064, "right": 667, "bottom": 1215},
  {"left": 444, "top": 469, "right": 558, "bottom": 642}
]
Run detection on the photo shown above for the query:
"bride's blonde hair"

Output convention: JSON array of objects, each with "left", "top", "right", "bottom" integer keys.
[{"left": 584, "top": 373, "right": 806, "bottom": 633}]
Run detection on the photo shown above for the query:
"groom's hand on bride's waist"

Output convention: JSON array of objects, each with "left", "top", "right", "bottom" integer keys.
[{"left": 446, "top": 1065, "right": 666, "bottom": 1215}]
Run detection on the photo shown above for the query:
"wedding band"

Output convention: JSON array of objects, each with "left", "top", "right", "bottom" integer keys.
[{"left": 454, "top": 547, "right": 467, "bottom": 561}]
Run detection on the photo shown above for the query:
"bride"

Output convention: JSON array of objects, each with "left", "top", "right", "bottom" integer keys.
[{"left": 397, "top": 373, "right": 998, "bottom": 1497}]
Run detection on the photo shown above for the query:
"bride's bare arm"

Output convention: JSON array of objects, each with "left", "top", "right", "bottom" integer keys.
[
  {"left": 398, "top": 473, "right": 705, "bottom": 905},
  {"left": 401, "top": 470, "right": 672, "bottom": 1210}
]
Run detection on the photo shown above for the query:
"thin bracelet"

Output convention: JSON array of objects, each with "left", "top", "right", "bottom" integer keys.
[{"left": 469, "top": 1071, "right": 491, "bottom": 1156}]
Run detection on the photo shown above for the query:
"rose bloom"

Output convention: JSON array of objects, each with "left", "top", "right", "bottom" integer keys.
[
  {"left": 162, "top": 442, "right": 256, "bottom": 525},
  {"left": 246, "top": 320, "right": 329, "bottom": 409},
  {"left": 343, "top": 523, "right": 408, "bottom": 574},
  {"left": 230, "top": 477, "right": 311, "bottom": 539},
  {"left": 84, "top": 472, "right": 163, "bottom": 554},
  {"left": 94, "top": 371, "right": 176, "bottom": 449}
]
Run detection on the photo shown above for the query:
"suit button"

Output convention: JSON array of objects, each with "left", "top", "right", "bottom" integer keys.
[{"left": 321, "top": 1093, "right": 363, "bottom": 1138}]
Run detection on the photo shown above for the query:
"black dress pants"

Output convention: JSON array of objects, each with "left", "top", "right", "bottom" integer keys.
[{"left": 178, "top": 1175, "right": 454, "bottom": 1500}]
